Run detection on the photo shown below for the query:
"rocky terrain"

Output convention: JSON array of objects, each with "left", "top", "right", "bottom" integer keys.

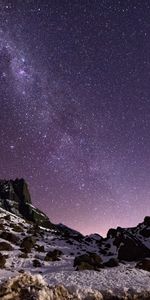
[
  {"left": 0, "top": 178, "right": 149, "bottom": 299},
  {"left": 0, "top": 179, "right": 52, "bottom": 228}
]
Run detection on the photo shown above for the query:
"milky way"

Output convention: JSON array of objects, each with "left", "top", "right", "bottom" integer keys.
[{"left": 0, "top": 1, "right": 150, "bottom": 235}]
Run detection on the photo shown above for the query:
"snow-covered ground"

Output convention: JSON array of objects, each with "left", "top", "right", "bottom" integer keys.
[
  {"left": 0, "top": 265, "right": 150, "bottom": 299},
  {"left": 44, "top": 265, "right": 150, "bottom": 294},
  {"left": 0, "top": 208, "right": 149, "bottom": 299}
]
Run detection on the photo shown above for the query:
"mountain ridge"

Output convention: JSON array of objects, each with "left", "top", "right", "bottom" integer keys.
[
  {"left": 0, "top": 178, "right": 149, "bottom": 299},
  {"left": 0, "top": 178, "right": 149, "bottom": 263}
]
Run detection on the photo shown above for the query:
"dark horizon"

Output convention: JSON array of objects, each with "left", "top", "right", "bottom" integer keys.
[{"left": 0, "top": 1, "right": 150, "bottom": 236}]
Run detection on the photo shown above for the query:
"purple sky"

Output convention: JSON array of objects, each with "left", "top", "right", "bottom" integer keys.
[{"left": 0, "top": 0, "right": 150, "bottom": 236}]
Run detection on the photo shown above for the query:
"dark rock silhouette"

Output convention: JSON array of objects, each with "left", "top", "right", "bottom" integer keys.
[
  {"left": 105, "top": 222, "right": 150, "bottom": 261},
  {"left": 0, "top": 178, "right": 52, "bottom": 228}
]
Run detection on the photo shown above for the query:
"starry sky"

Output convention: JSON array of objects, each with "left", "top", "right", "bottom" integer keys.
[{"left": 0, "top": 0, "right": 150, "bottom": 236}]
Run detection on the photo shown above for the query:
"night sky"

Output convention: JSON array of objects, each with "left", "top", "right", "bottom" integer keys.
[{"left": 0, "top": 0, "right": 150, "bottom": 236}]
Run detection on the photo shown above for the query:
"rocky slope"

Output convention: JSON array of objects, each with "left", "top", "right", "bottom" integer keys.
[
  {"left": 0, "top": 178, "right": 149, "bottom": 299},
  {"left": 0, "top": 178, "right": 149, "bottom": 264},
  {"left": 0, "top": 207, "right": 149, "bottom": 299}
]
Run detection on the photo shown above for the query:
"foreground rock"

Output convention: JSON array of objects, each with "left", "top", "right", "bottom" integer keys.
[
  {"left": 0, "top": 272, "right": 103, "bottom": 300},
  {"left": 0, "top": 272, "right": 150, "bottom": 300}
]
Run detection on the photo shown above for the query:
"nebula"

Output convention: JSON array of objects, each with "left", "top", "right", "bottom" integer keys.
[{"left": 0, "top": 1, "right": 150, "bottom": 235}]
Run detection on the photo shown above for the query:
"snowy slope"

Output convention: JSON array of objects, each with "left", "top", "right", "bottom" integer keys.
[{"left": 0, "top": 208, "right": 149, "bottom": 299}]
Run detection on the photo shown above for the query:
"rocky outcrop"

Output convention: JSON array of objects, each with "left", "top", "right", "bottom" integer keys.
[
  {"left": 0, "top": 178, "right": 149, "bottom": 264},
  {"left": 0, "top": 178, "right": 31, "bottom": 205},
  {"left": 0, "top": 178, "right": 52, "bottom": 228},
  {"left": 105, "top": 220, "right": 150, "bottom": 262},
  {"left": 0, "top": 178, "right": 89, "bottom": 241},
  {"left": 118, "top": 237, "right": 148, "bottom": 261},
  {"left": 144, "top": 216, "right": 150, "bottom": 226},
  {"left": 57, "top": 223, "right": 84, "bottom": 241}
]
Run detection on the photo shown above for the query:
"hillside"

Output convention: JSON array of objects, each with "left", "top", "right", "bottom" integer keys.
[{"left": 0, "top": 179, "right": 149, "bottom": 299}]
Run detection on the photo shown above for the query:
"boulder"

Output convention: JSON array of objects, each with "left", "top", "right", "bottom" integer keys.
[
  {"left": 0, "top": 231, "right": 19, "bottom": 245},
  {"left": 104, "top": 258, "right": 119, "bottom": 267},
  {"left": 0, "top": 218, "right": 5, "bottom": 231},
  {"left": 136, "top": 259, "right": 150, "bottom": 272},
  {"left": 0, "top": 222, "right": 4, "bottom": 230},
  {"left": 0, "top": 241, "right": 13, "bottom": 251},
  {"left": 11, "top": 223, "right": 23, "bottom": 233},
  {"left": 74, "top": 253, "right": 102, "bottom": 271},
  {"left": 20, "top": 236, "right": 36, "bottom": 253},
  {"left": 0, "top": 253, "right": 6, "bottom": 268},
  {"left": 0, "top": 273, "right": 49, "bottom": 300},
  {"left": 76, "top": 261, "right": 97, "bottom": 271},
  {"left": 35, "top": 244, "right": 45, "bottom": 252},
  {"left": 118, "top": 237, "right": 149, "bottom": 261},
  {"left": 19, "top": 252, "right": 28, "bottom": 259},
  {"left": 44, "top": 249, "right": 63, "bottom": 261},
  {"left": 4, "top": 215, "right": 11, "bottom": 221},
  {"left": 33, "top": 259, "right": 41, "bottom": 268}
]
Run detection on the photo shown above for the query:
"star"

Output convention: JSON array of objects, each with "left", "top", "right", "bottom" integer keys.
[
  {"left": 10, "top": 145, "right": 15, "bottom": 150},
  {"left": 0, "top": 0, "right": 149, "bottom": 236}
]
